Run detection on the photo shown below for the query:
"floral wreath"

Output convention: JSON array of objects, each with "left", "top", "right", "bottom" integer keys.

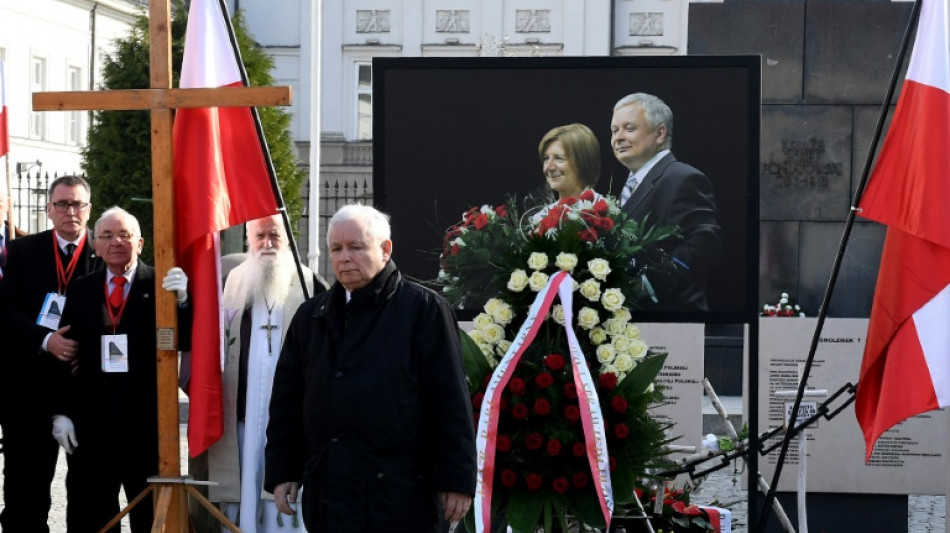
[{"left": 438, "top": 191, "right": 698, "bottom": 532}]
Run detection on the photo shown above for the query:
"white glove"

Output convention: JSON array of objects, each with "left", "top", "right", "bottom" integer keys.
[
  {"left": 162, "top": 267, "right": 188, "bottom": 304},
  {"left": 52, "top": 415, "right": 78, "bottom": 454}
]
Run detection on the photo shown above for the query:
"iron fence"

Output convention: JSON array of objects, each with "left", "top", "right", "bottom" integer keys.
[{"left": 6, "top": 170, "right": 81, "bottom": 234}]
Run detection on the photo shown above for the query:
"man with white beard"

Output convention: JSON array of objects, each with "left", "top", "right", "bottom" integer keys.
[{"left": 205, "top": 214, "right": 328, "bottom": 532}]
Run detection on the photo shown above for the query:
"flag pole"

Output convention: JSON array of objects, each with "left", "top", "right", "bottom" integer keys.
[
  {"left": 214, "top": 0, "right": 311, "bottom": 300},
  {"left": 756, "top": 1, "right": 922, "bottom": 530},
  {"left": 4, "top": 155, "right": 12, "bottom": 239}
]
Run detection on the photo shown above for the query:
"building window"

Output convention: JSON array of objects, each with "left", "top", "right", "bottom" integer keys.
[
  {"left": 30, "top": 57, "right": 46, "bottom": 140},
  {"left": 67, "top": 66, "right": 82, "bottom": 144},
  {"left": 356, "top": 63, "right": 372, "bottom": 140}
]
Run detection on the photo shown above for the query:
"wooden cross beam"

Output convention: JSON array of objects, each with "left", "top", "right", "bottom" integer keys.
[{"left": 32, "top": 1, "right": 290, "bottom": 530}]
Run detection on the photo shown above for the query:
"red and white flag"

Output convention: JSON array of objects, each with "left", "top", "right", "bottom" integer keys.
[
  {"left": 0, "top": 59, "right": 9, "bottom": 157},
  {"left": 856, "top": 0, "right": 950, "bottom": 461},
  {"left": 173, "top": 0, "right": 278, "bottom": 456}
]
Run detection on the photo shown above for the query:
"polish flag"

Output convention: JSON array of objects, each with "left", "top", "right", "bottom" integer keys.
[
  {"left": 173, "top": 0, "right": 278, "bottom": 456},
  {"left": 855, "top": 0, "right": 950, "bottom": 461},
  {"left": 0, "top": 59, "right": 9, "bottom": 157}
]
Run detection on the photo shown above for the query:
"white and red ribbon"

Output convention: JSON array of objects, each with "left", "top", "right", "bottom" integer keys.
[{"left": 474, "top": 271, "right": 613, "bottom": 532}]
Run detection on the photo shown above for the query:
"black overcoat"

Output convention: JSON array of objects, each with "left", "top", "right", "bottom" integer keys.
[{"left": 265, "top": 261, "right": 476, "bottom": 533}]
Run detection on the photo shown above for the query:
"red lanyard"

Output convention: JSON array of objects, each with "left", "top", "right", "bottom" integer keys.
[
  {"left": 104, "top": 278, "right": 130, "bottom": 330},
  {"left": 53, "top": 233, "right": 85, "bottom": 294}
]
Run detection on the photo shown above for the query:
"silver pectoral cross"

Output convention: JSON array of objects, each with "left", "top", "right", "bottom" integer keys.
[{"left": 261, "top": 314, "right": 280, "bottom": 355}]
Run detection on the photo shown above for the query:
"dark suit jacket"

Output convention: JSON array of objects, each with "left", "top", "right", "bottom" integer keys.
[
  {"left": 0, "top": 229, "right": 102, "bottom": 383},
  {"left": 621, "top": 152, "right": 722, "bottom": 311},
  {"left": 51, "top": 262, "right": 191, "bottom": 458}
]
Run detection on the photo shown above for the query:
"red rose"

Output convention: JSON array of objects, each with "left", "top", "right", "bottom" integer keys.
[
  {"left": 579, "top": 228, "right": 598, "bottom": 242},
  {"left": 592, "top": 198, "right": 610, "bottom": 214},
  {"left": 546, "top": 439, "right": 562, "bottom": 456},
  {"left": 450, "top": 244, "right": 460, "bottom": 256},
  {"left": 495, "top": 205, "right": 508, "bottom": 218},
  {"left": 552, "top": 477, "right": 570, "bottom": 494},
  {"left": 564, "top": 405, "right": 581, "bottom": 422},
  {"left": 572, "top": 472, "right": 589, "bottom": 488},
  {"left": 511, "top": 403, "right": 529, "bottom": 420},
  {"left": 534, "top": 372, "right": 555, "bottom": 388},
  {"left": 496, "top": 434, "right": 513, "bottom": 452},
  {"left": 501, "top": 469, "right": 517, "bottom": 488},
  {"left": 533, "top": 398, "right": 551, "bottom": 416},
  {"left": 579, "top": 189, "right": 595, "bottom": 202},
  {"left": 526, "top": 473, "right": 543, "bottom": 492},
  {"left": 614, "top": 423, "right": 629, "bottom": 439},
  {"left": 524, "top": 432, "right": 544, "bottom": 450},
  {"left": 472, "top": 392, "right": 484, "bottom": 409},
  {"left": 473, "top": 213, "right": 489, "bottom": 229},
  {"left": 563, "top": 382, "right": 578, "bottom": 399},
  {"left": 599, "top": 372, "right": 618, "bottom": 390},
  {"left": 560, "top": 197, "right": 578, "bottom": 206},
  {"left": 594, "top": 217, "right": 614, "bottom": 231},
  {"left": 572, "top": 442, "right": 586, "bottom": 457},
  {"left": 544, "top": 354, "right": 566, "bottom": 371},
  {"left": 508, "top": 377, "right": 526, "bottom": 395},
  {"left": 610, "top": 395, "right": 628, "bottom": 414}
]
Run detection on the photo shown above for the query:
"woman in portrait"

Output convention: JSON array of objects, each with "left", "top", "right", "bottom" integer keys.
[{"left": 538, "top": 123, "right": 602, "bottom": 201}]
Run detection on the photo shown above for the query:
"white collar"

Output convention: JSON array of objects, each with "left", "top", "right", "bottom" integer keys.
[{"left": 631, "top": 149, "right": 670, "bottom": 181}]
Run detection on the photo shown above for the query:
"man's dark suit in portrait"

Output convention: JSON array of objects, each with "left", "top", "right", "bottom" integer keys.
[
  {"left": 0, "top": 175, "right": 102, "bottom": 532},
  {"left": 49, "top": 206, "right": 191, "bottom": 533},
  {"left": 611, "top": 93, "right": 722, "bottom": 312}
]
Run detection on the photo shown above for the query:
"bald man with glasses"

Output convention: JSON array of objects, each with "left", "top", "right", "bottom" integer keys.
[{"left": 0, "top": 175, "right": 103, "bottom": 532}]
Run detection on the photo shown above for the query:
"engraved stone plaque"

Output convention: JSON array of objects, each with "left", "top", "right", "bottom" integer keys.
[
  {"left": 437, "top": 10, "right": 469, "bottom": 33},
  {"left": 515, "top": 10, "right": 550, "bottom": 33},
  {"left": 630, "top": 12, "right": 664, "bottom": 37},
  {"left": 357, "top": 10, "right": 390, "bottom": 33}
]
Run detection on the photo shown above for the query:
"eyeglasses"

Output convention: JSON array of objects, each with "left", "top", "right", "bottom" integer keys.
[
  {"left": 97, "top": 232, "right": 135, "bottom": 242},
  {"left": 50, "top": 201, "right": 90, "bottom": 213}
]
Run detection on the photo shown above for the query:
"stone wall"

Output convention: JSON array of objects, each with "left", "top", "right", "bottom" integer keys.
[{"left": 689, "top": 0, "right": 914, "bottom": 317}]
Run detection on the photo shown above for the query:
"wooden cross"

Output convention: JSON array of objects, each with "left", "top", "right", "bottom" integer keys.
[{"left": 33, "top": 1, "right": 290, "bottom": 531}]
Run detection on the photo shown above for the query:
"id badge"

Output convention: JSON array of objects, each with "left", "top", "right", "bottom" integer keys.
[
  {"left": 101, "top": 334, "right": 129, "bottom": 373},
  {"left": 37, "top": 293, "right": 66, "bottom": 330}
]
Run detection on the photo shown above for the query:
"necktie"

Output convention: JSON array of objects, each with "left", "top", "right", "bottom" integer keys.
[
  {"left": 620, "top": 172, "right": 639, "bottom": 205},
  {"left": 64, "top": 243, "right": 77, "bottom": 262},
  {"left": 109, "top": 276, "right": 127, "bottom": 312}
]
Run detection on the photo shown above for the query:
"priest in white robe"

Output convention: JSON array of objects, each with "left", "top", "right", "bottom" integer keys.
[{"left": 206, "top": 214, "right": 327, "bottom": 532}]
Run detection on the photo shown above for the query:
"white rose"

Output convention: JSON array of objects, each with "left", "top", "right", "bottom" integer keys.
[
  {"left": 625, "top": 323, "right": 642, "bottom": 340},
  {"left": 596, "top": 344, "right": 616, "bottom": 364},
  {"left": 555, "top": 252, "right": 579, "bottom": 272},
  {"left": 627, "top": 339, "right": 648, "bottom": 359},
  {"left": 528, "top": 271, "right": 549, "bottom": 292},
  {"left": 527, "top": 252, "right": 549, "bottom": 271},
  {"left": 551, "top": 304, "right": 566, "bottom": 325},
  {"left": 604, "top": 317, "right": 626, "bottom": 336},
  {"left": 490, "top": 301, "right": 515, "bottom": 326},
  {"left": 587, "top": 258, "right": 612, "bottom": 281},
  {"left": 484, "top": 298, "right": 504, "bottom": 315},
  {"left": 601, "top": 288, "right": 625, "bottom": 311},
  {"left": 614, "top": 308, "right": 632, "bottom": 324},
  {"left": 482, "top": 323, "right": 506, "bottom": 344},
  {"left": 467, "top": 329, "right": 487, "bottom": 345},
  {"left": 611, "top": 334, "right": 630, "bottom": 353},
  {"left": 507, "top": 269, "right": 529, "bottom": 292},
  {"left": 645, "top": 383, "right": 655, "bottom": 393},
  {"left": 473, "top": 313, "right": 494, "bottom": 330},
  {"left": 577, "top": 307, "right": 600, "bottom": 330},
  {"left": 579, "top": 279, "right": 602, "bottom": 302},
  {"left": 600, "top": 363, "right": 619, "bottom": 377},
  {"left": 479, "top": 343, "right": 493, "bottom": 357},
  {"left": 614, "top": 353, "right": 635, "bottom": 373},
  {"left": 589, "top": 327, "right": 608, "bottom": 345},
  {"left": 617, "top": 371, "right": 628, "bottom": 384},
  {"left": 497, "top": 339, "right": 512, "bottom": 355}
]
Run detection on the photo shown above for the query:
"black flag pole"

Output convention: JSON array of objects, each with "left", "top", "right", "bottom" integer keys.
[
  {"left": 756, "top": 1, "right": 922, "bottom": 531},
  {"left": 214, "top": 0, "right": 312, "bottom": 300}
]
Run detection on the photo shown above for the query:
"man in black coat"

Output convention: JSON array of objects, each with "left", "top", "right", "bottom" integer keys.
[
  {"left": 611, "top": 92, "right": 722, "bottom": 312},
  {"left": 0, "top": 175, "right": 102, "bottom": 532},
  {"left": 49, "top": 206, "right": 191, "bottom": 533},
  {"left": 264, "top": 204, "right": 476, "bottom": 533}
]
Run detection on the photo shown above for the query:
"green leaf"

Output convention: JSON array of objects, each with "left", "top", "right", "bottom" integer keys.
[
  {"left": 507, "top": 491, "right": 544, "bottom": 533},
  {"left": 618, "top": 351, "right": 668, "bottom": 396}
]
